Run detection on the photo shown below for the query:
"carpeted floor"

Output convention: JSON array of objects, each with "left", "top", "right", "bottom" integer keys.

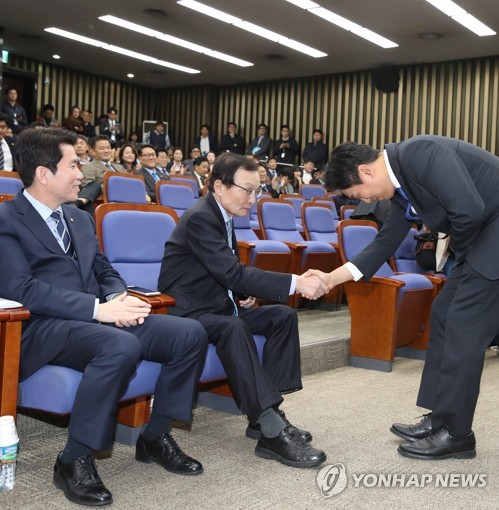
[{"left": 2, "top": 349, "right": 498, "bottom": 510}]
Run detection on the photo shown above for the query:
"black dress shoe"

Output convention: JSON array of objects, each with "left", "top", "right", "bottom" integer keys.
[
  {"left": 246, "top": 409, "right": 313, "bottom": 443},
  {"left": 398, "top": 427, "right": 476, "bottom": 460},
  {"left": 135, "top": 433, "right": 203, "bottom": 475},
  {"left": 255, "top": 426, "right": 326, "bottom": 468},
  {"left": 390, "top": 413, "right": 432, "bottom": 442},
  {"left": 53, "top": 452, "right": 112, "bottom": 506}
]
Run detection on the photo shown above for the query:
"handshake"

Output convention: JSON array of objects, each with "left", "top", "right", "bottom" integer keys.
[{"left": 296, "top": 270, "right": 333, "bottom": 300}]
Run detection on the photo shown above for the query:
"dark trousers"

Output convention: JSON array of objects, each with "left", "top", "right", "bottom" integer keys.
[
  {"left": 49, "top": 314, "right": 208, "bottom": 450},
  {"left": 196, "top": 305, "right": 302, "bottom": 424},
  {"left": 417, "top": 262, "right": 499, "bottom": 437}
]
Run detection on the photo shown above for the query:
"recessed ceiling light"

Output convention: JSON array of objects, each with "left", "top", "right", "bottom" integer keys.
[
  {"left": 52, "top": 54, "right": 61, "bottom": 59},
  {"left": 127, "top": 73, "right": 134, "bottom": 78}
]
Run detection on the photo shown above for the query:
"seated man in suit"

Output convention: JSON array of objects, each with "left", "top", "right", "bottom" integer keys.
[
  {"left": 0, "top": 113, "right": 15, "bottom": 171},
  {"left": 257, "top": 163, "right": 278, "bottom": 197},
  {"left": 186, "top": 155, "right": 209, "bottom": 195},
  {"left": 0, "top": 128, "right": 209, "bottom": 506},
  {"left": 136, "top": 144, "right": 169, "bottom": 202},
  {"left": 158, "top": 152, "right": 328, "bottom": 469}
]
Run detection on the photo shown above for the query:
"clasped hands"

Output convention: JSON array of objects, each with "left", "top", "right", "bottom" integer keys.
[
  {"left": 296, "top": 270, "right": 333, "bottom": 300},
  {"left": 97, "top": 292, "right": 151, "bottom": 328}
]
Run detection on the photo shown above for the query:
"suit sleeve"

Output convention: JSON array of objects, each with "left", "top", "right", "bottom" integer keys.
[
  {"left": 81, "top": 163, "right": 98, "bottom": 188},
  {"left": 185, "top": 210, "right": 292, "bottom": 302},
  {"left": 400, "top": 139, "right": 485, "bottom": 262}
]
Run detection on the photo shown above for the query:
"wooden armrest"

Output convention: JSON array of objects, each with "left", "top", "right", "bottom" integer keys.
[
  {"left": 237, "top": 240, "right": 256, "bottom": 250},
  {"left": 0, "top": 307, "right": 30, "bottom": 419},
  {"left": 368, "top": 276, "right": 405, "bottom": 287},
  {"left": 237, "top": 240, "right": 256, "bottom": 266},
  {"left": 394, "top": 272, "right": 446, "bottom": 285},
  {"left": 282, "top": 242, "right": 307, "bottom": 251}
]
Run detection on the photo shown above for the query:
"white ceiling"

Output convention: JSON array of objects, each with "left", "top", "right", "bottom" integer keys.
[{"left": 2, "top": 0, "right": 499, "bottom": 88}]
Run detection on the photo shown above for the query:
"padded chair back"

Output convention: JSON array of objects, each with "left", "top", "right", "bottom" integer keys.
[
  {"left": 299, "top": 184, "right": 326, "bottom": 200},
  {"left": 95, "top": 203, "right": 178, "bottom": 289},
  {"left": 392, "top": 227, "right": 424, "bottom": 273},
  {"left": 279, "top": 194, "right": 304, "bottom": 230},
  {"left": 302, "top": 203, "right": 338, "bottom": 244},
  {"left": 0, "top": 171, "right": 23, "bottom": 195},
  {"left": 156, "top": 181, "right": 196, "bottom": 216},
  {"left": 170, "top": 176, "right": 199, "bottom": 198},
  {"left": 310, "top": 199, "right": 339, "bottom": 219},
  {"left": 103, "top": 172, "right": 147, "bottom": 204},
  {"left": 338, "top": 220, "right": 394, "bottom": 277},
  {"left": 340, "top": 205, "right": 356, "bottom": 220},
  {"left": 233, "top": 213, "right": 259, "bottom": 242},
  {"left": 259, "top": 199, "right": 303, "bottom": 243}
]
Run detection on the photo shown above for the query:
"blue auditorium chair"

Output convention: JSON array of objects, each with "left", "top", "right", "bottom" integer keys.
[
  {"left": 103, "top": 172, "right": 147, "bottom": 204},
  {"left": 337, "top": 219, "right": 441, "bottom": 372},
  {"left": 0, "top": 171, "right": 23, "bottom": 195},
  {"left": 156, "top": 180, "right": 196, "bottom": 216},
  {"left": 301, "top": 202, "right": 338, "bottom": 246},
  {"left": 299, "top": 184, "right": 326, "bottom": 200}
]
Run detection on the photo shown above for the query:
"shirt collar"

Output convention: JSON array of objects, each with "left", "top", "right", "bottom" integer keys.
[
  {"left": 383, "top": 149, "right": 401, "bottom": 189},
  {"left": 214, "top": 196, "right": 231, "bottom": 223},
  {"left": 23, "top": 189, "right": 62, "bottom": 221}
]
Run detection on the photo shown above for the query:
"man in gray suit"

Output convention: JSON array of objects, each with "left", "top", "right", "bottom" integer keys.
[
  {"left": 158, "top": 153, "right": 328, "bottom": 469},
  {"left": 308, "top": 135, "right": 499, "bottom": 461}
]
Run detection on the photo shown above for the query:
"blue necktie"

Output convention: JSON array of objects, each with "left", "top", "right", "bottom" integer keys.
[
  {"left": 0, "top": 143, "right": 4, "bottom": 170},
  {"left": 50, "top": 211, "right": 74, "bottom": 257},
  {"left": 397, "top": 187, "right": 420, "bottom": 221},
  {"left": 226, "top": 220, "right": 239, "bottom": 316},
  {"left": 152, "top": 170, "right": 160, "bottom": 182}
]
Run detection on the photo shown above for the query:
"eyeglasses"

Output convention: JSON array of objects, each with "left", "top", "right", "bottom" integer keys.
[
  {"left": 141, "top": 153, "right": 156, "bottom": 158},
  {"left": 232, "top": 183, "right": 263, "bottom": 198}
]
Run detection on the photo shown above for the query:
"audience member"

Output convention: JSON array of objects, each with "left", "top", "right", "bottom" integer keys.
[
  {"left": 302, "top": 129, "right": 328, "bottom": 170},
  {"left": 273, "top": 125, "right": 299, "bottom": 167},
  {"left": 291, "top": 165, "right": 303, "bottom": 193},
  {"left": 128, "top": 131, "right": 140, "bottom": 149},
  {"left": 186, "top": 155, "right": 210, "bottom": 194},
  {"left": 167, "top": 147, "right": 186, "bottom": 175},
  {"left": 144, "top": 121, "right": 170, "bottom": 150},
  {"left": 194, "top": 124, "right": 218, "bottom": 155},
  {"left": 310, "top": 168, "right": 325, "bottom": 186},
  {"left": 119, "top": 143, "right": 141, "bottom": 172},
  {"left": 301, "top": 160, "right": 315, "bottom": 184},
  {"left": 156, "top": 149, "right": 170, "bottom": 176},
  {"left": 0, "top": 127, "right": 209, "bottom": 506},
  {"left": 81, "top": 110, "right": 96, "bottom": 139},
  {"left": 247, "top": 123, "right": 272, "bottom": 160},
  {"left": 1, "top": 88, "right": 28, "bottom": 134},
  {"left": 220, "top": 121, "right": 245, "bottom": 155},
  {"left": 136, "top": 144, "right": 169, "bottom": 202},
  {"left": 36, "top": 104, "right": 60, "bottom": 128},
  {"left": 158, "top": 152, "right": 328, "bottom": 469},
  {"left": 266, "top": 156, "right": 278, "bottom": 180},
  {"left": 62, "top": 105, "right": 84, "bottom": 134},
  {"left": 206, "top": 151, "right": 216, "bottom": 172},
  {"left": 0, "top": 113, "right": 15, "bottom": 170},
  {"left": 99, "top": 106, "right": 124, "bottom": 148},
  {"left": 182, "top": 145, "right": 202, "bottom": 173},
  {"left": 257, "top": 163, "right": 278, "bottom": 197},
  {"left": 74, "top": 135, "right": 92, "bottom": 166},
  {"left": 273, "top": 166, "right": 294, "bottom": 195}
]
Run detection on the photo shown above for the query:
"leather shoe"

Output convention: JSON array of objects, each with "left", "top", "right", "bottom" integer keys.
[
  {"left": 53, "top": 452, "right": 112, "bottom": 506},
  {"left": 246, "top": 409, "right": 313, "bottom": 443},
  {"left": 135, "top": 433, "right": 203, "bottom": 475},
  {"left": 390, "top": 413, "right": 432, "bottom": 442},
  {"left": 255, "top": 426, "right": 326, "bottom": 468},
  {"left": 398, "top": 427, "right": 476, "bottom": 460}
]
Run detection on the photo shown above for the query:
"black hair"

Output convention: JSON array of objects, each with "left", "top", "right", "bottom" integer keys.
[
  {"left": 193, "top": 156, "right": 209, "bottom": 167},
  {"left": 208, "top": 152, "right": 258, "bottom": 193},
  {"left": 89, "top": 135, "right": 112, "bottom": 149},
  {"left": 139, "top": 144, "right": 157, "bottom": 156}
]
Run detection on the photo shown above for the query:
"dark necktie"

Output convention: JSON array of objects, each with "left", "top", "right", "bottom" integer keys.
[
  {"left": 397, "top": 187, "right": 420, "bottom": 221},
  {"left": 0, "top": 142, "right": 4, "bottom": 169},
  {"left": 50, "top": 211, "right": 74, "bottom": 257},
  {"left": 105, "top": 162, "right": 114, "bottom": 171},
  {"left": 226, "top": 220, "right": 238, "bottom": 316}
]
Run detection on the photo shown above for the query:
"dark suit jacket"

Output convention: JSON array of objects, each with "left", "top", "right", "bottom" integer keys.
[
  {"left": 99, "top": 119, "right": 125, "bottom": 145},
  {"left": 247, "top": 135, "right": 272, "bottom": 158},
  {"left": 135, "top": 167, "right": 169, "bottom": 202},
  {"left": 194, "top": 135, "right": 218, "bottom": 155},
  {"left": 0, "top": 192, "right": 126, "bottom": 380},
  {"left": 220, "top": 133, "right": 245, "bottom": 155},
  {"left": 351, "top": 135, "right": 499, "bottom": 280},
  {"left": 158, "top": 193, "right": 292, "bottom": 318}
]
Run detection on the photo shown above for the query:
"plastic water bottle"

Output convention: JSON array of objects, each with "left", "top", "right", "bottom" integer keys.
[{"left": 0, "top": 415, "right": 19, "bottom": 492}]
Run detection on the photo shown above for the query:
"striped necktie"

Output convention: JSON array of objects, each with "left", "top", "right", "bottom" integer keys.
[
  {"left": 226, "top": 220, "right": 239, "bottom": 316},
  {"left": 0, "top": 142, "right": 4, "bottom": 170},
  {"left": 50, "top": 211, "right": 74, "bottom": 256}
]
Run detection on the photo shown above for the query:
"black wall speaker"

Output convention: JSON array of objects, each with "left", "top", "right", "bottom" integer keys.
[{"left": 372, "top": 66, "right": 400, "bottom": 93}]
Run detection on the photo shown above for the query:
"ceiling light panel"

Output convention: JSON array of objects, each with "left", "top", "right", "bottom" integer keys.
[
  {"left": 44, "top": 27, "right": 200, "bottom": 73},
  {"left": 285, "top": 1, "right": 398, "bottom": 49},
  {"left": 177, "top": 0, "right": 327, "bottom": 58},
  {"left": 424, "top": 0, "right": 496, "bottom": 36},
  {"left": 99, "top": 15, "right": 253, "bottom": 67}
]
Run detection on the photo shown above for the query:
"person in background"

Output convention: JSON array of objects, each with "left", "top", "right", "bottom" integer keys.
[
  {"left": 62, "top": 105, "right": 84, "bottom": 134},
  {"left": 81, "top": 110, "right": 96, "bottom": 139},
  {"left": 247, "top": 123, "right": 272, "bottom": 160},
  {"left": 99, "top": 106, "right": 124, "bottom": 148},
  {"left": 167, "top": 147, "right": 186, "bottom": 175},
  {"left": 1, "top": 88, "right": 28, "bottom": 134},
  {"left": 310, "top": 168, "right": 325, "bottom": 186},
  {"left": 302, "top": 129, "right": 328, "bottom": 171},
  {"left": 186, "top": 155, "right": 210, "bottom": 195},
  {"left": 136, "top": 145, "right": 169, "bottom": 202},
  {"left": 194, "top": 124, "right": 218, "bottom": 155},
  {"left": 119, "top": 143, "right": 141, "bottom": 172},
  {"left": 144, "top": 121, "right": 170, "bottom": 150},
  {"left": 74, "top": 135, "right": 92, "bottom": 166},
  {"left": 128, "top": 131, "right": 140, "bottom": 149},
  {"left": 156, "top": 149, "right": 170, "bottom": 177},
  {"left": 0, "top": 113, "right": 16, "bottom": 171},
  {"left": 36, "top": 104, "right": 60, "bottom": 128},
  {"left": 207, "top": 151, "right": 216, "bottom": 172},
  {"left": 220, "top": 121, "right": 245, "bottom": 155},
  {"left": 301, "top": 160, "right": 315, "bottom": 184},
  {"left": 273, "top": 125, "right": 299, "bottom": 168},
  {"left": 266, "top": 156, "right": 278, "bottom": 180},
  {"left": 257, "top": 163, "right": 278, "bottom": 198},
  {"left": 182, "top": 145, "right": 202, "bottom": 173},
  {"left": 273, "top": 166, "right": 294, "bottom": 195},
  {"left": 291, "top": 166, "right": 303, "bottom": 194}
]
